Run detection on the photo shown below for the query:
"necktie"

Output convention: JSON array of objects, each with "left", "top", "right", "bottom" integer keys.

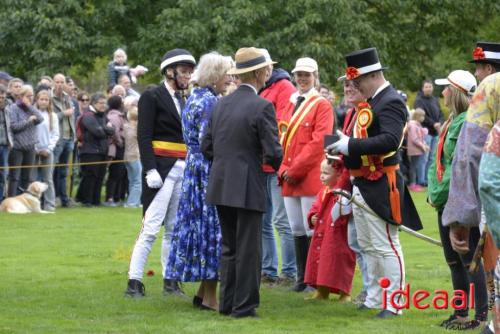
[
  {"left": 293, "top": 96, "right": 306, "bottom": 115},
  {"left": 174, "top": 91, "right": 185, "bottom": 113}
]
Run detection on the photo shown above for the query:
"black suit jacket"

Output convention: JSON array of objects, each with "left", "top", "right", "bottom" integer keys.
[
  {"left": 137, "top": 83, "right": 184, "bottom": 213},
  {"left": 137, "top": 83, "right": 184, "bottom": 177},
  {"left": 345, "top": 84, "right": 422, "bottom": 230},
  {"left": 201, "top": 85, "right": 283, "bottom": 212}
]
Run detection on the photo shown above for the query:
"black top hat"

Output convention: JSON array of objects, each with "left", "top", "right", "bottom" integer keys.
[
  {"left": 339, "top": 47, "right": 387, "bottom": 81},
  {"left": 470, "top": 42, "right": 500, "bottom": 65},
  {"left": 160, "top": 49, "right": 196, "bottom": 73}
]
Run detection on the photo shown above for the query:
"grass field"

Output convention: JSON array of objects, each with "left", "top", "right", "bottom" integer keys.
[{"left": 0, "top": 192, "right": 484, "bottom": 333}]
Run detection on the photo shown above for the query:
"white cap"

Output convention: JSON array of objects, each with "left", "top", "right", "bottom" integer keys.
[
  {"left": 292, "top": 57, "right": 318, "bottom": 73},
  {"left": 435, "top": 70, "right": 477, "bottom": 96}
]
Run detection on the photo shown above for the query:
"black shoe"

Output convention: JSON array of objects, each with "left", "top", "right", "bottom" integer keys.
[
  {"left": 446, "top": 320, "right": 485, "bottom": 331},
  {"left": 261, "top": 273, "right": 279, "bottom": 286},
  {"left": 125, "top": 279, "right": 145, "bottom": 298},
  {"left": 376, "top": 310, "right": 398, "bottom": 318},
  {"left": 439, "top": 314, "right": 461, "bottom": 327},
  {"left": 290, "top": 282, "right": 307, "bottom": 292},
  {"left": 163, "top": 279, "right": 186, "bottom": 297},
  {"left": 358, "top": 304, "right": 371, "bottom": 311},
  {"left": 193, "top": 295, "right": 203, "bottom": 307},
  {"left": 230, "top": 309, "right": 258, "bottom": 319}
]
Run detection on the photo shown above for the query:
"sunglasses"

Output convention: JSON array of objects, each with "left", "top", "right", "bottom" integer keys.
[{"left": 80, "top": 98, "right": 89, "bottom": 102}]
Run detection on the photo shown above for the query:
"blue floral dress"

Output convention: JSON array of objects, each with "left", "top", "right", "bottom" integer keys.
[{"left": 165, "top": 87, "right": 221, "bottom": 282}]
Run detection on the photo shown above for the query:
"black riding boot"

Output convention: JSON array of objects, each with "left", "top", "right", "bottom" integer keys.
[{"left": 291, "top": 235, "right": 311, "bottom": 292}]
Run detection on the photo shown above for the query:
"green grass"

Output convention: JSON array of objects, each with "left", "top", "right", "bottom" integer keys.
[{"left": 0, "top": 192, "right": 484, "bottom": 333}]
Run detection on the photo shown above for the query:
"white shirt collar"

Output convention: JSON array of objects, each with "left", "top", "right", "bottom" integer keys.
[
  {"left": 164, "top": 80, "right": 181, "bottom": 114},
  {"left": 371, "top": 81, "right": 390, "bottom": 99},
  {"left": 290, "top": 87, "right": 318, "bottom": 104},
  {"left": 240, "top": 83, "right": 258, "bottom": 94}
]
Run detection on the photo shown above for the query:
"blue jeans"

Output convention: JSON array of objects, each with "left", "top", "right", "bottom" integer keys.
[
  {"left": 347, "top": 217, "right": 369, "bottom": 292},
  {"left": 53, "top": 139, "right": 74, "bottom": 204},
  {"left": 418, "top": 134, "right": 438, "bottom": 185},
  {"left": 125, "top": 160, "right": 142, "bottom": 207},
  {"left": 409, "top": 154, "right": 424, "bottom": 185},
  {"left": 261, "top": 173, "right": 296, "bottom": 278},
  {"left": 0, "top": 145, "right": 9, "bottom": 202}
]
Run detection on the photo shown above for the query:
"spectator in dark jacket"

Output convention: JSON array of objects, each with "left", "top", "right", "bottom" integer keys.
[
  {"left": 0, "top": 84, "right": 13, "bottom": 201},
  {"left": 104, "top": 95, "right": 127, "bottom": 206},
  {"left": 75, "top": 93, "right": 114, "bottom": 207},
  {"left": 413, "top": 79, "right": 444, "bottom": 186},
  {"left": 7, "top": 85, "right": 44, "bottom": 196}
]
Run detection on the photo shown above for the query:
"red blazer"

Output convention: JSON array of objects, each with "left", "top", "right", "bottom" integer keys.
[{"left": 278, "top": 93, "right": 334, "bottom": 196}]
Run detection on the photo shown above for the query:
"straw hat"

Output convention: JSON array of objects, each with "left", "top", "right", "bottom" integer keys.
[{"left": 228, "top": 47, "right": 276, "bottom": 75}]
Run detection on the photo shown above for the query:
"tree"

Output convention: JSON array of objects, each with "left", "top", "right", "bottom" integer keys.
[{"left": 1, "top": 0, "right": 499, "bottom": 91}]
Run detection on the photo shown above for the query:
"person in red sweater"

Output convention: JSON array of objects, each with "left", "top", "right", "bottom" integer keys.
[
  {"left": 278, "top": 57, "right": 334, "bottom": 292},
  {"left": 304, "top": 158, "right": 356, "bottom": 301},
  {"left": 259, "top": 49, "right": 298, "bottom": 284}
]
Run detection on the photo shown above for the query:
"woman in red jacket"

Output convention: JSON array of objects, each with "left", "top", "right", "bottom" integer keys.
[{"left": 278, "top": 57, "right": 334, "bottom": 292}]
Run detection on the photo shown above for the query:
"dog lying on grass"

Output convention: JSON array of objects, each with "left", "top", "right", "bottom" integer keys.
[{"left": 0, "top": 182, "right": 53, "bottom": 214}]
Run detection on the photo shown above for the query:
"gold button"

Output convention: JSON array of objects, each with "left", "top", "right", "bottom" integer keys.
[{"left": 369, "top": 166, "right": 376, "bottom": 172}]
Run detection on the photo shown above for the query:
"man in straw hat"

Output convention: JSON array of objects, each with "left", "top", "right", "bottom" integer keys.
[
  {"left": 125, "top": 48, "right": 196, "bottom": 298},
  {"left": 201, "top": 47, "right": 282, "bottom": 318},
  {"left": 327, "top": 47, "right": 421, "bottom": 318}
]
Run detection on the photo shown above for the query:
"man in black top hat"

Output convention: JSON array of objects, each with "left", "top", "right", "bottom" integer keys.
[
  {"left": 202, "top": 47, "right": 282, "bottom": 318},
  {"left": 125, "top": 48, "right": 196, "bottom": 298},
  {"left": 328, "top": 47, "right": 421, "bottom": 318},
  {"left": 470, "top": 42, "right": 500, "bottom": 83}
]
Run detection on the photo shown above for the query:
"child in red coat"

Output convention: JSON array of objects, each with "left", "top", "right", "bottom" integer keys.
[{"left": 304, "top": 158, "right": 356, "bottom": 301}]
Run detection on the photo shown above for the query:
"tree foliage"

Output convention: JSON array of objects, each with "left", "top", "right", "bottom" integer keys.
[{"left": 0, "top": 0, "right": 499, "bottom": 91}]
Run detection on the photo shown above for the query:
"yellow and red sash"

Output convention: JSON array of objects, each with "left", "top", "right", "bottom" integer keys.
[
  {"left": 152, "top": 140, "right": 187, "bottom": 158},
  {"left": 280, "top": 95, "right": 322, "bottom": 155}
]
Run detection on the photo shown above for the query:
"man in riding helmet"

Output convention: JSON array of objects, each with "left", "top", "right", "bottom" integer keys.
[{"left": 125, "top": 49, "right": 196, "bottom": 298}]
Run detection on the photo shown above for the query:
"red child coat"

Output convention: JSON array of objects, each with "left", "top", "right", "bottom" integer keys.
[
  {"left": 278, "top": 91, "right": 334, "bottom": 196},
  {"left": 304, "top": 168, "right": 356, "bottom": 294}
]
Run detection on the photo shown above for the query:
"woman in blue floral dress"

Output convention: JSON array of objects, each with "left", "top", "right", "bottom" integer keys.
[{"left": 166, "top": 52, "right": 233, "bottom": 311}]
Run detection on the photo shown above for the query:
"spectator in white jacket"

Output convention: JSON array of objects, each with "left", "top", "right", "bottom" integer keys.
[{"left": 35, "top": 89, "right": 59, "bottom": 211}]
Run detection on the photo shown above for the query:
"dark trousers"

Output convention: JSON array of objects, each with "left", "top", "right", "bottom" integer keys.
[
  {"left": 76, "top": 154, "right": 107, "bottom": 205},
  {"left": 0, "top": 145, "right": 9, "bottom": 201},
  {"left": 437, "top": 210, "right": 488, "bottom": 320},
  {"left": 7, "top": 148, "right": 35, "bottom": 197},
  {"left": 53, "top": 139, "right": 73, "bottom": 204},
  {"left": 105, "top": 147, "right": 127, "bottom": 202},
  {"left": 216, "top": 205, "right": 262, "bottom": 317}
]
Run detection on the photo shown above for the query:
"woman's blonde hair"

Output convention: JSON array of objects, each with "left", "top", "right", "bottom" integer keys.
[
  {"left": 447, "top": 85, "right": 470, "bottom": 117},
  {"left": 35, "top": 89, "right": 54, "bottom": 131},
  {"left": 113, "top": 48, "right": 127, "bottom": 63},
  {"left": 18, "top": 84, "right": 33, "bottom": 98},
  {"left": 196, "top": 52, "right": 233, "bottom": 88},
  {"left": 127, "top": 106, "right": 138, "bottom": 121},
  {"left": 411, "top": 108, "right": 426, "bottom": 121}
]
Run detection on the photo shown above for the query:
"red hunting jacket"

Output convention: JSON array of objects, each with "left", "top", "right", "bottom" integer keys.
[{"left": 278, "top": 90, "right": 334, "bottom": 196}]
